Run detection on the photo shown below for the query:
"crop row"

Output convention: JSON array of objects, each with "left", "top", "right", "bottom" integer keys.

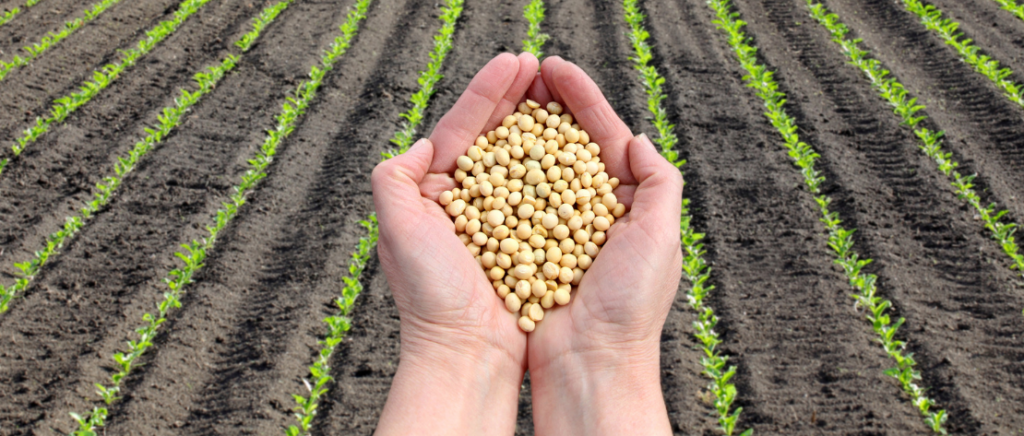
[
  {"left": 0, "top": 0, "right": 41, "bottom": 29},
  {"left": 0, "top": 0, "right": 213, "bottom": 178},
  {"left": 707, "top": 0, "right": 947, "bottom": 432},
  {"left": 991, "top": 0, "right": 1024, "bottom": 23},
  {"left": 0, "top": 0, "right": 124, "bottom": 82},
  {"left": 806, "top": 0, "right": 1024, "bottom": 312},
  {"left": 56, "top": 0, "right": 376, "bottom": 433},
  {"left": 899, "top": 0, "right": 1024, "bottom": 110},
  {"left": 621, "top": 0, "right": 749, "bottom": 434},
  {"left": 0, "top": 0, "right": 226, "bottom": 313},
  {"left": 286, "top": 0, "right": 465, "bottom": 433},
  {"left": 522, "top": 0, "right": 548, "bottom": 58}
]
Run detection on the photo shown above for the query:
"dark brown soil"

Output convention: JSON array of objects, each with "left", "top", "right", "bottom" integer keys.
[{"left": 1, "top": 0, "right": 1023, "bottom": 434}]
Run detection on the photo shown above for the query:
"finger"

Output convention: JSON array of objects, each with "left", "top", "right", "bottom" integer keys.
[
  {"left": 420, "top": 172, "right": 457, "bottom": 202},
  {"left": 427, "top": 53, "right": 521, "bottom": 174},
  {"left": 372, "top": 138, "right": 435, "bottom": 239},
  {"left": 526, "top": 71, "right": 553, "bottom": 106},
  {"left": 627, "top": 134, "right": 683, "bottom": 234},
  {"left": 539, "top": 56, "right": 566, "bottom": 103},
  {"left": 481, "top": 52, "right": 540, "bottom": 132},
  {"left": 547, "top": 60, "right": 637, "bottom": 185},
  {"left": 611, "top": 184, "right": 636, "bottom": 209}
]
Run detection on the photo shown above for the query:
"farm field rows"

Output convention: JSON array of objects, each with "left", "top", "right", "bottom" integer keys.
[{"left": 0, "top": 0, "right": 1022, "bottom": 434}]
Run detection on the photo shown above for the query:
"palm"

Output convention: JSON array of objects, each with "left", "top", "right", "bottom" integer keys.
[{"left": 523, "top": 57, "right": 683, "bottom": 372}]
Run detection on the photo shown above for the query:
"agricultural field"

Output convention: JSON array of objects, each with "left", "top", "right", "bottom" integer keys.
[{"left": 0, "top": 0, "right": 1022, "bottom": 433}]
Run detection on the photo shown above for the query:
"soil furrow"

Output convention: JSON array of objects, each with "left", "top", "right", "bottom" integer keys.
[
  {"left": 0, "top": 0, "right": 89, "bottom": 55},
  {"left": 0, "top": 2, "right": 329, "bottom": 433},
  {"left": 310, "top": 0, "right": 529, "bottom": 433},
  {"left": 0, "top": 0, "right": 280, "bottom": 289},
  {"left": 0, "top": 0, "right": 181, "bottom": 136},
  {"left": 735, "top": 0, "right": 1024, "bottom": 432},
  {"left": 91, "top": 0, "right": 423, "bottom": 433},
  {"left": 828, "top": 0, "right": 1024, "bottom": 229}
]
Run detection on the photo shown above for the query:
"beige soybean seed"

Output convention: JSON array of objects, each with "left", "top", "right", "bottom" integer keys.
[
  {"left": 542, "top": 262, "right": 560, "bottom": 279},
  {"left": 554, "top": 288, "right": 571, "bottom": 305},
  {"left": 506, "top": 293, "right": 523, "bottom": 313},
  {"left": 487, "top": 210, "right": 504, "bottom": 227},
  {"left": 490, "top": 266, "right": 506, "bottom": 281},
  {"left": 578, "top": 254, "right": 593, "bottom": 270},
  {"left": 440, "top": 190, "right": 454, "bottom": 206},
  {"left": 518, "top": 115, "right": 535, "bottom": 132},
  {"left": 572, "top": 268, "right": 585, "bottom": 285},
  {"left": 592, "top": 231, "right": 607, "bottom": 246},
  {"left": 447, "top": 199, "right": 467, "bottom": 216},
  {"left": 496, "top": 126, "right": 510, "bottom": 139},
  {"left": 547, "top": 101, "right": 563, "bottom": 115},
  {"left": 497, "top": 253, "right": 513, "bottom": 269},
  {"left": 497, "top": 285, "right": 511, "bottom": 299},
  {"left": 546, "top": 113, "right": 561, "bottom": 128},
  {"left": 500, "top": 238, "right": 519, "bottom": 254},
  {"left": 545, "top": 246, "right": 562, "bottom": 264},
  {"left": 565, "top": 128, "right": 580, "bottom": 144},
  {"left": 534, "top": 109, "right": 549, "bottom": 124},
  {"left": 518, "top": 316, "right": 536, "bottom": 332},
  {"left": 552, "top": 224, "right": 570, "bottom": 240},
  {"left": 529, "top": 303, "right": 545, "bottom": 321},
  {"left": 526, "top": 99, "right": 541, "bottom": 109},
  {"left": 558, "top": 266, "right": 574, "bottom": 284},
  {"left": 573, "top": 229, "right": 590, "bottom": 245},
  {"left": 594, "top": 216, "right": 610, "bottom": 231},
  {"left": 541, "top": 291, "right": 555, "bottom": 308},
  {"left": 457, "top": 155, "right": 474, "bottom": 172},
  {"left": 518, "top": 102, "right": 532, "bottom": 114}
]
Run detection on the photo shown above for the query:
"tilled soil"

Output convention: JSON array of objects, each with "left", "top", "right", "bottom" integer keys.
[{"left": 1, "top": 0, "right": 1023, "bottom": 434}]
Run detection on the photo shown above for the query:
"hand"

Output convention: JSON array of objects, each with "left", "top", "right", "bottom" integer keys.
[
  {"left": 524, "top": 57, "right": 683, "bottom": 436},
  {"left": 371, "top": 52, "right": 538, "bottom": 436}
]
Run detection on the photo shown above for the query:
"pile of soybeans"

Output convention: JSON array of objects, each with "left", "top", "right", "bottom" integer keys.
[{"left": 439, "top": 100, "right": 626, "bottom": 332}]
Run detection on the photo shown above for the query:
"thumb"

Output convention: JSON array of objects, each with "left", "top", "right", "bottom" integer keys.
[
  {"left": 626, "top": 133, "right": 684, "bottom": 235},
  {"left": 371, "top": 138, "right": 434, "bottom": 237}
]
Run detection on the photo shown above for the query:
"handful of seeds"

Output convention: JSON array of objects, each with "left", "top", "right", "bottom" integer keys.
[{"left": 440, "top": 100, "right": 626, "bottom": 332}]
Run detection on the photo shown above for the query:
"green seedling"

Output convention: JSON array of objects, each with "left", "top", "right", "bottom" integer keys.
[
  {"left": 623, "top": 1, "right": 748, "bottom": 434},
  {"left": 708, "top": 0, "right": 947, "bottom": 432},
  {"left": 0, "top": 0, "right": 294, "bottom": 316},
  {"left": 522, "top": 0, "right": 549, "bottom": 58},
  {"left": 288, "top": 1, "right": 465, "bottom": 433},
  {"left": 991, "top": 0, "right": 1024, "bottom": 23},
  {"left": 0, "top": 0, "right": 42, "bottom": 30},
  {"left": 381, "top": 0, "right": 464, "bottom": 159},
  {"left": 0, "top": 0, "right": 124, "bottom": 81},
  {"left": 1, "top": 0, "right": 214, "bottom": 176},
  {"left": 807, "top": 0, "right": 1024, "bottom": 315},
  {"left": 69, "top": 0, "right": 368, "bottom": 431},
  {"left": 900, "top": 0, "right": 1024, "bottom": 109}
]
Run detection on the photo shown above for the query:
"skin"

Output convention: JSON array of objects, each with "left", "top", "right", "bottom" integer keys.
[{"left": 372, "top": 53, "right": 682, "bottom": 436}]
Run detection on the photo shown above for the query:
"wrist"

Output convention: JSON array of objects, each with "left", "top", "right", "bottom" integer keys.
[
  {"left": 375, "top": 333, "right": 525, "bottom": 436},
  {"left": 529, "top": 339, "right": 671, "bottom": 436}
]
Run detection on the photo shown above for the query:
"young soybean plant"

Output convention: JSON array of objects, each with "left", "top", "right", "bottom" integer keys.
[
  {"left": 0, "top": 0, "right": 213, "bottom": 178},
  {"left": 990, "top": 0, "right": 1024, "bottom": 24},
  {"left": 521, "top": 0, "right": 549, "bottom": 58},
  {"left": 0, "top": 0, "right": 124, "bottom": 82},
  {"left": 381, "top": 0, "right": 464, "bottom": 159},
  {"left": 288, "top": 1, "right": 466, "bottom": 433},
  {"left": 0, "top": 0, "right": 43, "bottom": 30},
  {"left": 899, "top": 0, "right": 1024, "bottom": 109},
  {"left": 707, "top": 0, "right": 948, "bottom": 432},
  {"left": 806, "top": 0, "right": 1024, "bottom": 311},
  {"left": 622, "top": 1, "right": 749, "bottom": 435},
  {"left": 0, "top": 0, "right": 258, "bottom": 315}
]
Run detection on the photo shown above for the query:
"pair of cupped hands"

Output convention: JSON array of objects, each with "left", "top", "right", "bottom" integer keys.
[{"left": 371, "top": 52, "right": 682, "bottom": 435}]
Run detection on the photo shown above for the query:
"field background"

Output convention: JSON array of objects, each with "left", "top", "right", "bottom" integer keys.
[{"left": 0, "top": 0, "right": 1023, "bottom": 434}]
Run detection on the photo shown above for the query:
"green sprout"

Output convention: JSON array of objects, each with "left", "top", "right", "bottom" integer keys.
[
  {"left": 381, "top": 0, "right": 464, "bottom": 159},
  {"left": 37, "top": 2, "right": 297, "bottom": 433},
  {"left": 0, "top": 0, "right": 260, "bottom": 315},
  {"left": 521, "top": 0, "right": 549, "bottom": 58},
  {"left": 1, "top": 0, "right": 215, "bottom": 175},
  {"left": 708, "top": 0, "right": 947, "bottom": 432},
  {"left": 806, "top": 0, "right": 1024, "bottom": 311},
  {"left": 0, "top": 0, "right": 42, "bottom": 30},
  {"left": 286, "top": 1, "right": 468, "bottom": 434},
  {"left": 0, "top": 0, "right": 124, "bottom": 82},
  {"left": 64, "top": 0, "right": 371, "bottom": 431},
  {"left": 899, "top": 0, "right": 1024, "bottom": 109},
  {"left": 622, "top": 1, "right": 749, "bottom": 434},
  {"left": 991, "top": 0, "right": 1024, "bottom": 23}
]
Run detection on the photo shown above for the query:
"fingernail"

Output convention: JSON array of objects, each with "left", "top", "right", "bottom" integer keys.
[
  {"left": 409, "top": 138, "right": 429, "bottom": 153},
  {"left": 638, "top": 133, "right": 655, "bottom": 150}
]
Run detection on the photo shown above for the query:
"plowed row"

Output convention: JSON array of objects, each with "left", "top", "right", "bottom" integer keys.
[{"left": 0, "top": 0, "right": 1022, "bottom": 434}]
